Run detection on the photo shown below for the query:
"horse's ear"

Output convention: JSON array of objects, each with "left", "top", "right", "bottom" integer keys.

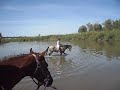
[
  {"left": 40, "top": 47, "right": 49, "bottom": 56},
  {"left": 30, "top": 48, "right": 34, "bottom": 54}
]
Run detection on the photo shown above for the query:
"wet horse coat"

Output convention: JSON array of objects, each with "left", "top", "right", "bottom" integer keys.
[{"left": 0, "top": 48, "right": 53, "bottom": 90}]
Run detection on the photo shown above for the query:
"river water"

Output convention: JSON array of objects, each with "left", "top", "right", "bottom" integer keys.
[{"left": 0, "top": 41, "right": 120, "bottom": 90}]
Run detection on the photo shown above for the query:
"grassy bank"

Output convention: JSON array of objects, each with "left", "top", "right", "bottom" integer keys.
[
  {"left": 1, "top": 29, "right": 120, "bottom": 43},
  {"left": 62, "top": 29, "right": 120, "bottom": 42},
  {"left": 84, "top": 30, "right": 119, "bottom": 41}
]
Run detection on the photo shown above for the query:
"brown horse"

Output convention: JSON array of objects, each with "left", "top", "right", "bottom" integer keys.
[{"left": 0, "top": 47, "right": 53, "bottom": 90}]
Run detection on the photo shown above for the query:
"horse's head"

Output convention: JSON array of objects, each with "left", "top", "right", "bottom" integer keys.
[
  {"left": 30, "top": 47, "right": 53, "bottom": 87},
  {"left": 68, "top": 45, "right": 72, "bottom": 51}
]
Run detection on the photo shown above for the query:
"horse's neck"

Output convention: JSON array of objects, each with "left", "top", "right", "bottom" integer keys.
[
  {"left": 0, "top": 55, "right": 35, "bottom": 89},
  {"left": 13, "top": 55, "right": 36, "bottom": 84},
  {"left": 18, "top": 55, "right": 35, "bottom": 69},
  {"left": 65, "top": 45, "right": 69, "bottom": 48},
  {"left": 0, "top": 55, "right": 34, "bottom": 69},
  {"left": 10, "top": 71, "right": 26, "bottom": 89}
]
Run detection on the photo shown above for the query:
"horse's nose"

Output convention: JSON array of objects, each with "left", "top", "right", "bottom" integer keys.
[{"left": 44, "top": 75, "right": 53, "bottom": 87}]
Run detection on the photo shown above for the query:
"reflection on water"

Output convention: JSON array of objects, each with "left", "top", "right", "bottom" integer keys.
[
  {"left": 46, "top": 55, "right": 75, "bottom": 79},
  {"left": 74, "top": 40, "right": 120, "bottom": 61}
]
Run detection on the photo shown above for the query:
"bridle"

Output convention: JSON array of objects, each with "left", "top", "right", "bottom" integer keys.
[
  {"left": 31, "top": 54, "right": 57, "bottom": 90},
  {"left": 31, "top": 54, "right": 47, "bottom": 90}
]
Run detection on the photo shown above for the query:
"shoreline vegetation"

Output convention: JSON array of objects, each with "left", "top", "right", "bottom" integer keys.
[
  {"left": 1, "top": 30, "right": 120, "bottom": 43},
  {"left": 0, "top": 18, "right": 120, "bottom": 43}
]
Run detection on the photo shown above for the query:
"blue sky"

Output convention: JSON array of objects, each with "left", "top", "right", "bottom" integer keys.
[{"left": 0, "top": 0, "right": 120, "bottom": 36}]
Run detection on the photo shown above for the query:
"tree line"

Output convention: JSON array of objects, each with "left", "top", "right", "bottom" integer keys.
[
  {"left": 0, "top": 33, "right": 2, "bottom": 43},
  {"left": 78, "top": 19, "right": 120, "bottom": 32},
  {"left": 1, "top": 18, "right": 120, "bottom": 43}
]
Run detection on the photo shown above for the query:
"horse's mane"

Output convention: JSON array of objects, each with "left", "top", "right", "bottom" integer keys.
[
  {"left": 0, "top": 53, "right": 30, "bottom": 63},
  {"left": 62, "top": 44, "right": 71, "bottom": 48}
]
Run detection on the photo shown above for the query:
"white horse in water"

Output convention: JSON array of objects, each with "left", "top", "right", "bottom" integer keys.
[{"left": 47, "top": 44, "right": 72, "bottom": 56}]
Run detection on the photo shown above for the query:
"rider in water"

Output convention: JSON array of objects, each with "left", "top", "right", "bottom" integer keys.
[{"left": 56, "top": 38, "right": 62, "bottom": 52}]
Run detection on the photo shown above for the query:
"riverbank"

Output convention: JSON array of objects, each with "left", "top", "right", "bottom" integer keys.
[{"left": 1, "top": 30, "right": 120, "bottom": 43}]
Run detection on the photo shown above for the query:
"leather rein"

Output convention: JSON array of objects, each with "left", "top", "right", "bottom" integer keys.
[
  {"left": 31, "top": 54, "right": 45, "bottom": 90},
  {"left": 31, "top": 54, "right": 57, "bottom": 90}
]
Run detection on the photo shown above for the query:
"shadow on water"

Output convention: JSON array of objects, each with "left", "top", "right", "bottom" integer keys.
[{"left": 73, "top": 40, "right": 120, "bottom": 61}]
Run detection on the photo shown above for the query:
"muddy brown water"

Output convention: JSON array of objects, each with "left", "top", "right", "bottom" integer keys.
[{"left": 0, "top": 41, "right": 120, "bottom": 90}]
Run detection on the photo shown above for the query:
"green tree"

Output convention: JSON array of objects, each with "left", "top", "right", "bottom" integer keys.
[
  {"left": 86, "top": 23, "right": 93, "bottom": 31},
  {"left": 113, "top": 19, "right": 120, "bottom": 29},
  {"left": 0, "top": 33, "right": 2, "bottom": 38},
  {"left": 78, "top": 25, "right": 87, "bottom": 32},
  {"left": 38, "top": 34, "right": 41, "bottom": 37},
  {"left": 103, "top": 19, "right": 113, "bottom": 30},
  {"left": 93, "top": 23, "right": 102, "bottom": 31},
  {"left": 0, "top": 33, "right": 2, "bottom": 43}
]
